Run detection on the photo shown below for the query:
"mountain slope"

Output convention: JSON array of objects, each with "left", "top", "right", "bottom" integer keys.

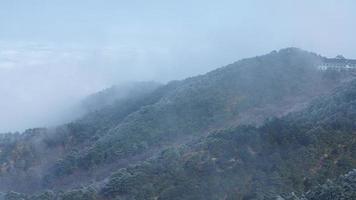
[
  {"left": 49, "top": 48, "right": 338, "bottom": 181},
  {"left": 2, "top": 65, "right": 356, "bottom": 200},
  {"left": 1, "top": 48, "right": 355, "bottom": 195},
  {"left": 98, "top": 78, "right": 356, "bottom": 199}
]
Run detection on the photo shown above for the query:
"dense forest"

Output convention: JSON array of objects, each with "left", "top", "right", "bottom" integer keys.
[{"left": 1, "top": 48, "right": 356, "bottom": 200}]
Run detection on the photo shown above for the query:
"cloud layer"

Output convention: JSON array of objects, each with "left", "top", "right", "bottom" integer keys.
[{"left": 1, "top": 0, "right": 356, "bottom": 132}]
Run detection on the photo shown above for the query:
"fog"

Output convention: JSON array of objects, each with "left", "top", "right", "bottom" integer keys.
[{"left": 0, "top": 0, "right": 356, "bottom": 132}]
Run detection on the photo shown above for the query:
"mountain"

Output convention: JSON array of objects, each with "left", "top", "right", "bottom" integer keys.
[
  {"left": 94, "top": 78, "right": 356, "bottom": 200},
  {"left": 1, "top": 48, "right": 356, "bottom": 199}
]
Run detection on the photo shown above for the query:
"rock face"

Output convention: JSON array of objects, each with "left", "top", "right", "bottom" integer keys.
[{"left": 1, "top": 48, "right": 356, "bottom": 200}]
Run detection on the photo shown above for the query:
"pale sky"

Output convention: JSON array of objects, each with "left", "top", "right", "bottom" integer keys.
[{"left": 0, "top": 0, "right": 356, "bottom": 132}]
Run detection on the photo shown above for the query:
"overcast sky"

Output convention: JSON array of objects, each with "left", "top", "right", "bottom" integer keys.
[{"left": 0, "top": 0, "right": 356, "bottom": 132}]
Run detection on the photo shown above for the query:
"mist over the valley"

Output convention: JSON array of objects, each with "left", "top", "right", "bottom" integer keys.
[{"left": 1, "top": 0, "right": 356, "bottom": 132}]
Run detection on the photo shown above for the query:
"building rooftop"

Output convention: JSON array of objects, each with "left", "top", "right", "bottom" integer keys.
[{"left": 322, "top": 55, "right": 356, "bottom": 65}]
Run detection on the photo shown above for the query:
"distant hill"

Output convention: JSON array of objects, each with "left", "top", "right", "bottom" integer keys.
[
  {"left": 1, "top": 48, "right": 356, "bottom": 199},
  {"left": 80, "top": 81, "right": 161, "bottom": 113}
]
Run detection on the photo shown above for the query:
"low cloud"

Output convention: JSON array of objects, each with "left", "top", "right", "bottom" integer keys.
[
  {"left": 0, "top": 43, "right": 118, "bottom": 132},
  {"left": 0, "top": 41, "right": 212, "bottom": 132}
]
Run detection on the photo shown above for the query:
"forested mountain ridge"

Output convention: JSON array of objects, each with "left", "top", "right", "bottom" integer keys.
[
  {"left": 1, "top": 48, "right": 356, "bottom": 199},
  {"left": 96, "top": 78, "right": 356, "bottom": 199}
]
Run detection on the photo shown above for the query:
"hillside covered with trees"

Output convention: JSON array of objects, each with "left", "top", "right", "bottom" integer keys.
[{"left": 1, "top": 48, "right": 356, "bottom": 199}]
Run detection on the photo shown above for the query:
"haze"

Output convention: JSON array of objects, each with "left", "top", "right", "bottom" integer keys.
[{"left": 0, "top": 0, "right": 356, "bottom": 132}]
